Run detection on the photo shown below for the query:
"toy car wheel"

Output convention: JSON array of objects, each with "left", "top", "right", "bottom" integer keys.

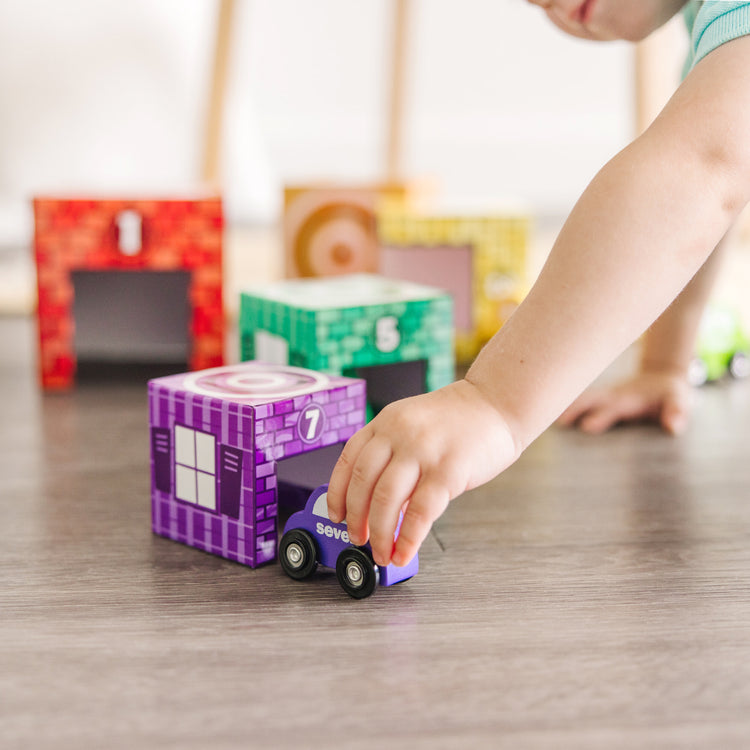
[
  {"left": 336, "top": 547, "right": 379, "bottom": 599},
  {"left": 279, "top": 529, "right": 318, "bottom": 580},
  {"left": 729, "top": 351, "right": 750, "bottom": 379},
  {"left": 687, "top": 357, "right": 708, "bottom": 387}
]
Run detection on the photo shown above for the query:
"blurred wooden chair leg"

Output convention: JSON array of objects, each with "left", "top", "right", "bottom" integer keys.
[
  {"left": 202, "top": 0, "right": 236, "bottom": 188},
  {"left": 386, "top": 0, "right": 410, "bottom": 181}
]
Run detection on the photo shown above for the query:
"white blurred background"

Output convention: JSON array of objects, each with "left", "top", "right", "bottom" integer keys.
[
  {"left": 0, "top": 0, "right": 640, "bottom": 236},
  {"left": 10, "top": 0, "right": 750, "bottom": 325}
]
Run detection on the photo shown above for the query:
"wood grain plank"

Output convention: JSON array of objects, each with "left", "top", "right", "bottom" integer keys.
[{"left": 1, "top": 316, "right": 749, "bottom": 749}]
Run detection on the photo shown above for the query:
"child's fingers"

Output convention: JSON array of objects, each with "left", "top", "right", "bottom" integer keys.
[
  {"left": 340, "top": 437, "right": 394, "bottom": 546},
  {"left": 391, "top": 478, "right": 451, "bottom": 568},
  {"left": 578, "top": 405, "right": 623, "bottom": 434},
  {"left": 367, "top": 460, "right": 421, "bottom": 566},
  {"left": 327, "top": 425, "right": 373, "bottom": 523},
  {"left": 578, "top": 393, "right": 653, "bottom": 433},
  {"left": 557, "top": 392, "right": 600, "bottom": 427},
  {"left": 660, "top": 388, "right": 692, "bottom": 435}
]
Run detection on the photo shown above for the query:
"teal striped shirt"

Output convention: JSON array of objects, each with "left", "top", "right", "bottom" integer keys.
[{"left": 683, "top": 0, "right": 750, "bottom": 73}]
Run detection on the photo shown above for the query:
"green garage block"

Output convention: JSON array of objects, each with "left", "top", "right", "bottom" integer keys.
[{"left": 240, "top": 274, "right": 454, "bottom": 414}]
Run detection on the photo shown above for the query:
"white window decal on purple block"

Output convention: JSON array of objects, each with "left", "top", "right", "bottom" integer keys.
[{"left": 174, "top": 425, "right": 217, "bottom": 511}]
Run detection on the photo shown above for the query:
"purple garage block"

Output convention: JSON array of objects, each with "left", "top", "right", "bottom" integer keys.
[
  {"left": 279, "top": 484, "right": 419, "bottom": 599},
  {"left": 149, "top": 362, "right": 367, "bottom": 568}
]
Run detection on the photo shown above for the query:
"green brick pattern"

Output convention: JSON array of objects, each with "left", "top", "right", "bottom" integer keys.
[{"left": 239, "top": 275, "right": 454, "bottom": 396}]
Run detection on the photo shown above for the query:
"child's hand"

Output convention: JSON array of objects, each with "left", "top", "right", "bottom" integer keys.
[
  {"left": 557, "top": 371, "right": 694, "bottom": 435},
  {"left": 327, "top": 379, "right": 519, "bottom": 568}
]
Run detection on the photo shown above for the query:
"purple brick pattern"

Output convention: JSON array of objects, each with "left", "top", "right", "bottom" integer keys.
[{"left": 149, "top": 362, "right": 366, "bottom": 568}]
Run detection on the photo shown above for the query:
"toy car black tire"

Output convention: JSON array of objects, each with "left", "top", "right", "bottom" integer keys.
[
  {"left": 336, "top": 547, "right": 379, "bottom": 599},
  {"left": 279, "top": 529, "right": 318, "bottom": 580}
]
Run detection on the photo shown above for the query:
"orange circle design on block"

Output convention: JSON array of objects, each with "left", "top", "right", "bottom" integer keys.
[{"left": 294, "top": 203, "right": 378, "bottom": 277}]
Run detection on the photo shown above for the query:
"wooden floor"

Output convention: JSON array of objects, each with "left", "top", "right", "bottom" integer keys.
[{"left": 2, "top": 314, "right": 750, "bottom": 750}]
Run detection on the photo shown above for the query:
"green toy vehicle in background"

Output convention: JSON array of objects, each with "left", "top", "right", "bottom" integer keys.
[{"left": 688, "top": 305, "right": 750, "bottom": 386}]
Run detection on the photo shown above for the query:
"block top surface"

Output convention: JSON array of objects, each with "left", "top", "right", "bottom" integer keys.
[
  {"left": 241, "top": 273, "right": 449, "bottom": 310},
  {"left": 149, "top": 362, "right": 362, "bottom": 406},
  {"left": 33, "top": 191, "right": 221, "bottom": 204}
]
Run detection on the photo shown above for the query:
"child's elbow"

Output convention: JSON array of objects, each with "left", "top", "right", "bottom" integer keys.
[
  {"left": 668, "top": 116, "right": 750, "bottom": 217},
  {"left": 703, "top": 139, "right": 750, "bottom": 217}
]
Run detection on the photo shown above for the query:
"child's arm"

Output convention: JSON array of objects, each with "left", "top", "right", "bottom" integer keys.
[
  {"left": 328, "top": 35, "right": 750, "bottom": 568},
  {"left": 558, "top": 231, "right": 729, "bottom": 434}
]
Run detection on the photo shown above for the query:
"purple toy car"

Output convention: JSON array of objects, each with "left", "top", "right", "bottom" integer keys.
[{"left": 279, "top": 484, "right": 419, "bottom": 599}]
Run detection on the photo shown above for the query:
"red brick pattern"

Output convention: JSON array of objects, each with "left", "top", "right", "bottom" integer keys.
[{"left": 33, "top": 197, "right": 224, "bottom": 389}]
